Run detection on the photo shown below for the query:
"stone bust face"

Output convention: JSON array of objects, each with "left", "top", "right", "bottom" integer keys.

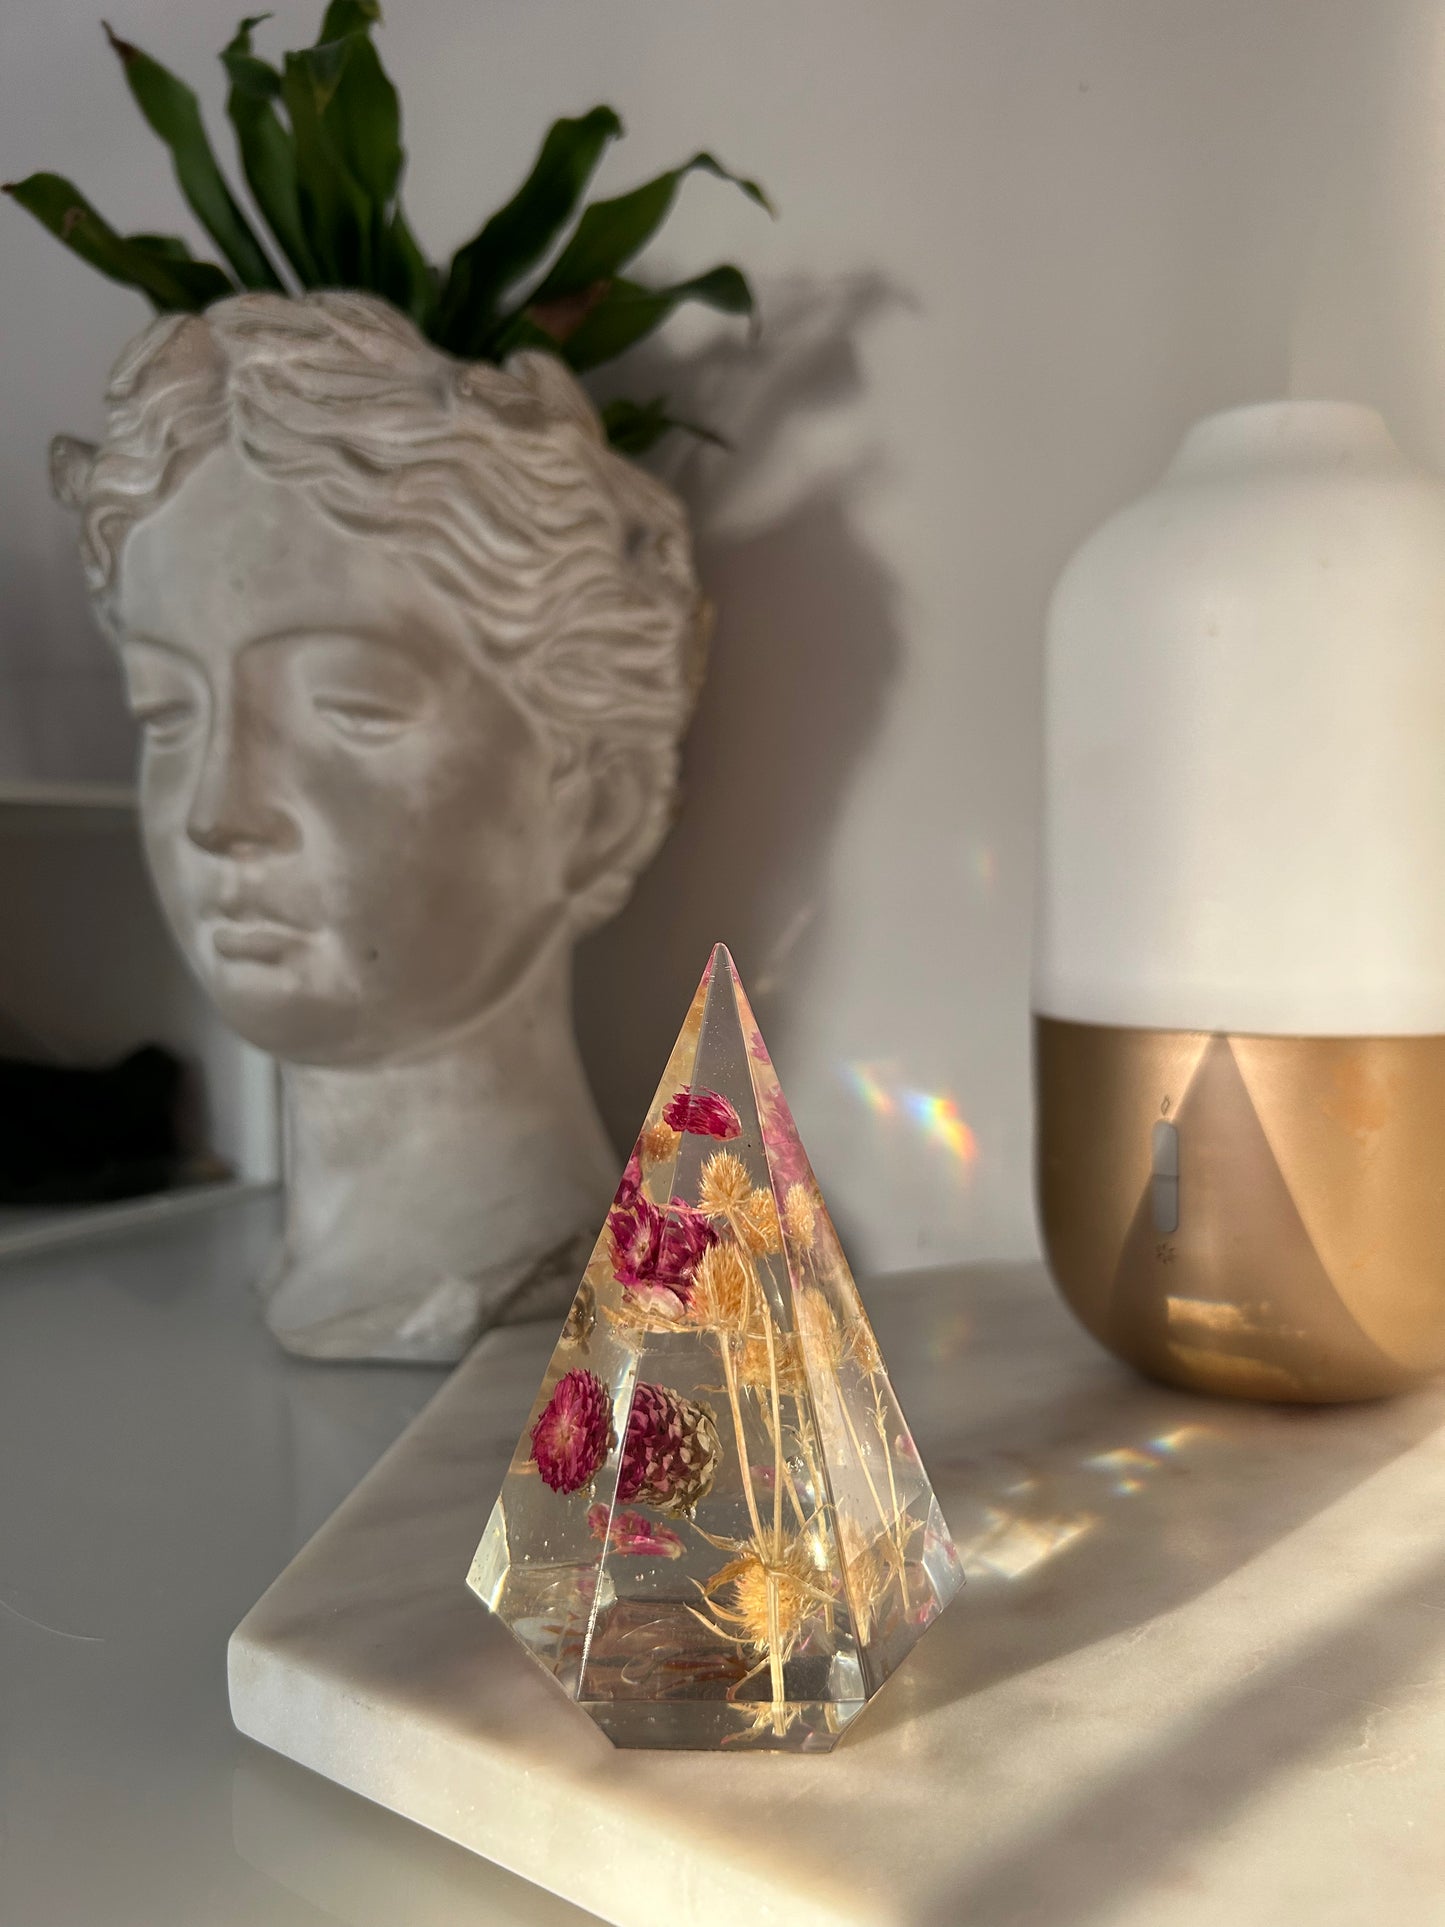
[
  {"left": 58, "top": 292, "right": 704, "bottom": 1072},
  {"left": 116, "top": 444, "right": 559, "bottom": 1065},
  {"left": 53, "top": 292, "right": 706, "bottom": 1361}
]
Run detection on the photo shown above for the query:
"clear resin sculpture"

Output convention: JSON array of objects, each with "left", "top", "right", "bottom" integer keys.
[{"left": 468, "top": 944, "right": 963, "bottom": 1750}]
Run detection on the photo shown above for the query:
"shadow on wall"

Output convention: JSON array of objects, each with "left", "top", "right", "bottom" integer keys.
[{"left": 576, "top": 273, "right": 906, "bottom": 1150}]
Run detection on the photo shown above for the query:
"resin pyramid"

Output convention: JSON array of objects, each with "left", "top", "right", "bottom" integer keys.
[{"left": 467, "top": 945, "right": 963, "bottom": 1751}]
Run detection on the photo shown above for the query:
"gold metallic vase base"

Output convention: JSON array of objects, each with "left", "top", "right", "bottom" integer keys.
[{"left": 1035, "top": 1016, "right": 1445, "bottom": 1403}]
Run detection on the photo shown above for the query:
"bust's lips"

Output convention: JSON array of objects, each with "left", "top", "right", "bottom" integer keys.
[{"left": 210, "top": 918, "right": 306, "bottom": 963}]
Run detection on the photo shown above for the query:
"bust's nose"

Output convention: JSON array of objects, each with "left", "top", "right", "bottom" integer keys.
[{"left": 185, "top": 702, "right": 299, "bottom": 858}]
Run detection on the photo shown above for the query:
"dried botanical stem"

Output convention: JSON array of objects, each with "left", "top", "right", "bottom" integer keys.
[
  {"left": 719, "top": 1335, "right": 765, "bottom": 1547},
  {"left": 802, "top": 1244, "right": 907, "bottom": 1578},
  {"left": 756, "top": 1265, "right": 785, "bottom": 1551},
  {"left": 736, "top": 1222, "right": 787, "bottom": 1722},
  {"left": 837, "top": 1389, "right": 895, "bottom": 1543},
  {"left": 766, "top": 1563, "right": 785, "bottom": 1727},
  {"left": 787, "top": 1410, "right": 832, "bottom": 1631},
  {"left": 871, "top": 1379, "right": 905, "bottom": 1565}
]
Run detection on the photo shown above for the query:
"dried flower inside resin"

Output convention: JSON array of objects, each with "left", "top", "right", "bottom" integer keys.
[
  {"left": 690, "top": 1242, "right": 754, "bottom": 1334},
  {"left": 588, "top": 1504, "right": 685, "bottom": 1560},
  {"left": 618, "top": 1382, "right": 722, "bottom": 1516},
  {"left": 739, "top": 1328, "right": 808, "bottom": 1399},
  {"left": 699, "top": 1150, "right": 753, "bottom": 1219},
  {"left": 693, "top": 1531, "right": 833, "bottom": 1662},
  {"left": 612, "top": 1151, "right": 644, "bottom": 1212},
  {"left": 760, "top": 1086, "right": 812, "bottom": 1189},
  {"left": 561, "top": 1280, "right": 596, "bottom": 1348},
  {"left": 641, "top": 1119, "right": 683, "bottom": 1167},
  {"left": 838, "top": 1514, "right": 901, "bottom": 1643},
  {"left": 783, "top": 1182, "right": 817, "bottom": 1248},
  {"left": 531, "top": 1368, "right": 614, "bottom": 1494},
  {"left": 663, "top": 1089, "right": 743, "bottom": 1140},
  {"left": 796, "top": 1285, "right": 842, "bottom": 1371},
  {"left": 846, "top": 1315, "right": 883, "bottom": 1377},
  {"left": 470, "top": 944, "right": 966, "bottom": 1753},
  {"left": 736, "top": 1186, "right": 782, "bottom": 1255},
  {"left": 608, "top": 1192, "right": 717, "bottom": 1316}
]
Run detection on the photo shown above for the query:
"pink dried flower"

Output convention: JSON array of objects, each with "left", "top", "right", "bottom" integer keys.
[
  {"left": 618, "top": 1381, "right": 722, "bottom": 1516},
  {"left": 760, "top": 1087, "right": 812, "bottom": 1190},
  {"left": 588, "top": 1504, "right": 685, "bottom": 1559},
  {"left": 607, "top": 1192, "right": 717, "bottom": 1315},
  {"left": 612, "top": 1151, "right": 644, "bottom": 1212},
  {"left": 663, "top": 1088, "right": 743, "bottom": 1140},
  {"left": 530, "top": 1368, "right": 614, "bottom": 1494}
]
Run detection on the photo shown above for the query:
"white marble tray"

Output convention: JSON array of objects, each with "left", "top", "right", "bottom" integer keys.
[{"left": 229, "top": 1261, "right": 1445, "bottom": 1927}]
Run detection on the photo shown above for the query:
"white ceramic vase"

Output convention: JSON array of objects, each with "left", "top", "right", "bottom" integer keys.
[
  {"left": 1036, "top": 400, "right": 1445, "bottom": 1401},
  {"left": 52, "top": 292, "right": 708, "bottom": 1363}
]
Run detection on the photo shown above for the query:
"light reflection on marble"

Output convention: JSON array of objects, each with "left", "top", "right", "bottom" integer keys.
[{"left": 230, "top": 1258, "right": 1445, "bottom": 1927}]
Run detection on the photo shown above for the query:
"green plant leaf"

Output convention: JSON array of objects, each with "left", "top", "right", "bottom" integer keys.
[
  {"left": 282, "top": 5, "right": 412, "bottom": 298},
  {"left": 103, "top": 21, "right": 282, "bottom": 291},
  {"left": 435, "top": 106, "right": 622, "bottom": 357},
  {"left": 314, "top": 16, "right": 417, "bottom": 311},
  {"left": 3, "top": 172, "right": 234, "bottom": 309},
  {"left": 223, "top": 16, "right": 319, "bottom": 286},
  {"left": 557, "top": 265, "right": 755, "bottom": 372},
  {"left": 316, "top": 23, "right": 402, "bottom": 209},
  {"left": 601, "top": 393, "right": 730, "bottom": 456},
  {"left": 377, "top": 204, "right": 435, "bottom": 325},
  {"left": 281, "top": 45, "right": 372, "bottom": 283},
  {"left": 491, "top": 312, "right": 568, "bottom": 359},
  {"left": 318, "top": 0, "right": 381, "bottom": 37},
  {"left": 222, "top": 15, "right": 281, "bottom": 100},
  {"left": 528, "top": 152, "right": 772, "bottom": 307},
  {"left": 129, "top": 229, "right": 242, "bottom": 305}
]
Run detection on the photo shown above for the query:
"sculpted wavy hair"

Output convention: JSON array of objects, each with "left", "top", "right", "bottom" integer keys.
[{"left": 50, "top": 291, "right": 706, "bottom": 930}]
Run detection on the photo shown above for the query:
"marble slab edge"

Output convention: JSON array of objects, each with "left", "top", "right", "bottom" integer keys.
[{"left": 231, "top": 1263, "right": 1445, "bottom": 1927}]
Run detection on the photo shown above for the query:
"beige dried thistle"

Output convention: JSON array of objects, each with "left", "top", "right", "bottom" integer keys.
[
  {"left": 640, "top": 1119, "right": 683, "bottom": 1168},
  {"left": 783, "top": 1181, "right": 817, "bottom": 1248},
  {"left": 699, "top": 1150, "right": 753, "bottom": 1219},
  {"left": 690, "top": 1241, "right": 754, "bottom": 1334},
  {"left": 691, "top": 1530, "right": 834, "bottom": 1661},
  {"left": 737, "top": 1325, "right": 808, "bottom": 1399},
  {"left": 846, "top": 1315, "right": 883, "bottom": 1377},
  {"left": 795, "top": 1284, "right": 842, "bottom": 1372},
  {"left": 736, "top": 1186, "right": 783, "bottom": 1255}
]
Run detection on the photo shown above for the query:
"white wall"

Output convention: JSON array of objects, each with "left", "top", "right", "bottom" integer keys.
[{"left": 2, "top": 1, "right": 1439, "bottom": 1274}]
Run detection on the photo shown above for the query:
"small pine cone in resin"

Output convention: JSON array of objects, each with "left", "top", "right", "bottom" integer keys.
[{"left": 617, "top": 1381, "right": 722, "bottom": 1516}]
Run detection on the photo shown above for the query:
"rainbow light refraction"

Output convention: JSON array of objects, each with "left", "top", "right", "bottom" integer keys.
[
  {"left": 847, "top": 1063, "right": 897, "bottom": 1117},
  {"left": 906, "top": 1091, "right": 978, "bottom": 1165},
  {"left": 845, "top": 1063, "right": 978, "bottom": 1166}
]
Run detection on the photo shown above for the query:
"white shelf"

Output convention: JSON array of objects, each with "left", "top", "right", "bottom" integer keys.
[
  {"left": 0, "top": 1177, "right": 278, "bottom": 1262},
  {"left": 0, "top": 780, "right": 284, "bottom": 1214},
  {"left": 0, "top": 779, "right": 138, "bottom": 832}
]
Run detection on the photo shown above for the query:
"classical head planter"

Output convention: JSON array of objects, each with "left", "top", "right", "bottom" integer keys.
[{"left": 53, "top": 291, "right": 706, "bottom": 1362}]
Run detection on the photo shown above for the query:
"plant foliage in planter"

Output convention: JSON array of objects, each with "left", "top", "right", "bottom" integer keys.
[{"left": 4, "top": 2, "right": 772, "bottom": 452}]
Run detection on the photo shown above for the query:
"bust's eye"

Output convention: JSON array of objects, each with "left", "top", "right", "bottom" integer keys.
[
  {"left": 131, "top": 694, "right": 200, "bottom": 747},
  {"left": 311, "top": 694, "right": 415, "bottom": 744}
]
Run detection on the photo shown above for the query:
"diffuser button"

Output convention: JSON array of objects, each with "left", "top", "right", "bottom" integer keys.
[{"left": 1151, "top": 1120, "right": 1179, "bottom": 1233}]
